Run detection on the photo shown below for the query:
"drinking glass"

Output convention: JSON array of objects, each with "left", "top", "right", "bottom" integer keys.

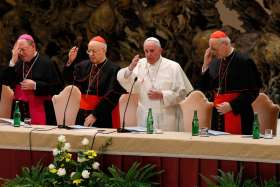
[
  {"left": 200, "top": 128, "right": 209, "bottom": 137},
  {"left": 264, "top": 129, "right": 273, "bottom": 139},
  {"left": 153, "top": 112, "right": 163, "bottom": 134},
  {"left": 24, "top": 118, "right": 32, "bottom": 127}
]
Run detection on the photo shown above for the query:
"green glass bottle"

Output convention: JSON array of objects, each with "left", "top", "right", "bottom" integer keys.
[
  {"left": 13, "top": 101, "right": 21, "bottom": 127},
  {"left": 192, "top": 110, "right": 199, "bottom": 136},
  {"left": 252, "top": 112, "right": 260, "bottom": 139},
  {"left": 146, "top": 108, "right": 154, "bottom": 134}
]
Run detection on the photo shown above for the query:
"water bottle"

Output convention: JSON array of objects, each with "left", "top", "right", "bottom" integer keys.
[
  {"left": 146, "top": 108, "right": 154, "bottom": 134},
  {"left": 252, "top": 112, "right": 260, "bottom": 139},
  {"left": 192, "top": 110, "right": 199, "bottom": 136},
  {"left": 13, "top": 101, "right": 21, "bottom": 127}
]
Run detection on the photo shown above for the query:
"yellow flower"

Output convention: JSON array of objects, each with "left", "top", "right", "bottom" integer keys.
[
  {"left": 49, "top": 168, "right": 57, "bottom": 174},
  {"left": 66, "top": 153, "right": 72, "bottom": 162},
  {"left": 73, "top": 179, "right": 83, "bottom": 185},
  {"left": 85, "top": 150, "right": 97, "bottom": 159}
]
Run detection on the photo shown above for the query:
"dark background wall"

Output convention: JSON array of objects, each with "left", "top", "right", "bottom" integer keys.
[{"left": 0, "top": 0, "right": 280, "bottom": 105}]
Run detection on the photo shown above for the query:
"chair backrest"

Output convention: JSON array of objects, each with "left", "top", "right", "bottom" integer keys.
[
  {"left": 179, "top": 90, "right": 213, "bottom": 132},
  {"left": 252, "top": 93, "right": 280, "bottom": 135},
  {"left": 52, "top": 85, "right": 81, "bottom": 126},
  {"left": 0, "top": 85, "right": 14, "bottom": 118},
  {"left": 119, "top": 94, "right": 138, "bottom": 127}
]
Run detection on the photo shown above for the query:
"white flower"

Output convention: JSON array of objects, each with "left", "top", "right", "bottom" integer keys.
[
  {"left": 77, "top": 156, "right": 87, "bottom": 163},
  {"left": 81, "top": 138, "right": 89, "bottom": 146},
  {"left": 58, "top": 135, "right": 66, "bottom": 143},
  {"left": 82, "top": 170, "right": 90, "bottom": 179},
  {"left": 92, "top": 162, "right": 100, "bottom": 170},
  {"left": 70, "top": 172, "right": 76, "bottom": 178},
  {"left": 52, "top": 148, "right": 60, "bottom": 156},
  {"left": 48, "top": 164, "right": 55, "bottom": 170},
  {"left": 57, "top": 168, "right": 66, "bottom": 176},
  {"left": 62, "top": 142, "right": 71, "bottom": 151}
]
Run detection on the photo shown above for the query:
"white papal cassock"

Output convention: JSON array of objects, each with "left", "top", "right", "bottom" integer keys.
[{"left": 117, "top": 56, "right": 193, "bottom": 131}]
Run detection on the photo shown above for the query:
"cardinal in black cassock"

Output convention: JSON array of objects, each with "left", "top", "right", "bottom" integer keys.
[
  {"left": 63, "top": 36, "right": 126, "bottom": 128},
  {"left": 198, "top": 31, "right": 263, "bottom": 135}
]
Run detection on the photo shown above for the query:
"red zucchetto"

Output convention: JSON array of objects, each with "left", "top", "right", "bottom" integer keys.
[
  {"left": 210, "top": 31, "right": 227, "bottom": 39},
  {"left": 90, "top": 36, "right": 106, "bottom": 43}
]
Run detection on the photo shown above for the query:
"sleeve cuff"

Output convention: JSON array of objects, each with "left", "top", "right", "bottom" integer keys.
[
  {"left": 124, "top": 67, "right": 133, "bottom": 78},
  {"left": 201, "top": 66, "right": 208, "bottom": 73},
  {"left": 161, "top": 90, "right": 172, "bottom": 106},
  {"left": 9, "top": 59, "right": 16, "bottom": 67}
]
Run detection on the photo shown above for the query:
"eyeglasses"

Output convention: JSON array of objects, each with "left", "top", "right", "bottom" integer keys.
[{"left": 86, "top": 49, "right": 99, "bottom": 55}]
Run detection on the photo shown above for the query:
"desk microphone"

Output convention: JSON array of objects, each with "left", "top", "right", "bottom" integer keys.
[
  {"left": 58, "top": 70, "right": 77, "bottom": 130},
  {"left": 117, "top": 77, "right": 138, "bottom": 133}
]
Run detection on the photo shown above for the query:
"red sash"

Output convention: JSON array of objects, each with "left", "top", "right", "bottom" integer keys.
[
  {"left": 214, "top": 93, "right": 241, "bottom": 134},
  {"left": 80, "top": 94, "right": 120, "bottom": 128},
  {"left": 14, "top": 84, "right": 51, "bottom": 125}
]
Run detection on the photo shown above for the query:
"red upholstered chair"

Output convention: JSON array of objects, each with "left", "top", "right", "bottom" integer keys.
[
  {"left": 52, "top": 85, "right": 81, "bottom": 126},
  {"left": 0, "top": 85, "right": 14, "bottom": 118},
  {"left": 119, "top": 94, "right": 138, "bottom": 127},
  {"left": 179, "top": 90, "right": 214, "bottom": 132},
  {"left": 252, "top": 93, "right": 280, "bottom": 135}
]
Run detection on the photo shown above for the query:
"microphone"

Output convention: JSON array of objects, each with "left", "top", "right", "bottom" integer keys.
[
  {"left": 117, "top": 77, "right": 138, "bottom": 133},
  {"left": 58, "top": 70, "right": 77, "bottom": 129}
]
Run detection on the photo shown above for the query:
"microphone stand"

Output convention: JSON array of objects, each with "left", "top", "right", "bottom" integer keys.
[
  {"left": 58, "top": 71, "right": 76, "bottom": 129},
  {"left": 117, "top": 77, "right": 138, "bottom": 133}
]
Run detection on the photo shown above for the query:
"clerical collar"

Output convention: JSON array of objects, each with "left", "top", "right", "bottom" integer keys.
[
  {"left": 223, "top": 48, "right": 234, "bottom": 61},
  {"left": 94, "top": 58, "right": 107, "bottom": 68}
]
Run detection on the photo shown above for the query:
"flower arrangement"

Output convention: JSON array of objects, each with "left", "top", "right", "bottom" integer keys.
[
  {"left": 47, "top": 135, "right": 102, "bottom": 186},
  {"left": 5, "top": 135, "right": 162, "bottom": 187}
]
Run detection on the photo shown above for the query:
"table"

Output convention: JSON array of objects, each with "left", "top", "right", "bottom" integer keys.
[{"left": 0, "top": 123, "right": 279, "bottom": 187}]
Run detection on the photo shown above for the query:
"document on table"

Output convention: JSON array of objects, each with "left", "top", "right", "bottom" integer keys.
[
  {"left": 125, "top": 126, "right": 147, "bottom": 132},
  {"left": 208, "top": 130, "right": 230, "bottom": 136}
]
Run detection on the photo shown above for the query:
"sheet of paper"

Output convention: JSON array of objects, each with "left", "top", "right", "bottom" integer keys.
[{"left": 208, "top": 130, "right": 230, "bottom": 136}]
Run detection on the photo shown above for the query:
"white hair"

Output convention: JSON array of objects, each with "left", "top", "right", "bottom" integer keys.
[
  {"left": 102, "top": 43, "right": 107, "bottom": 52},
  {"left": 90, "top": 40, "right": 107, "bottom": 52},
  {"left": 144, "top": 37, "right": 161, "bottom": 48},
  {"left": 210, "top": 36, "right": 231, "bottom": 45}
]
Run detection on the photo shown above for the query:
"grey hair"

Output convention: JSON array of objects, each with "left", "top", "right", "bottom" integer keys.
[
  {"left": 90, "top": 40, "right": 107, "bottom": 52},
  {"left": 98, "top": 42, "right": 107, "bottom": 52},
  {"left": 144, "top": 37, "right": 161, "bottom": 48},
  {"left": 210, "top": 36, "right": 231, "bottom": 45},
  {"left": 103, "top": 43, "right": 107, "bottom": 52}
]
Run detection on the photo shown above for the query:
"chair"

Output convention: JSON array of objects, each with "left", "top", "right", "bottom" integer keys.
[
  {"left": 179, "top": 90, "right": 214, "bottom": 132},
  {"left": 252, "top": 93, "right": 280, "bottom": 135},
  {"left": 52, "top": 85, "right": 81, "bottom": 126},
  {"left": 119, "top": 94, "right": 138, "bottom": 127},
  {"left": 0, "top": 85, "right": 14, "bottom": 118}
]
